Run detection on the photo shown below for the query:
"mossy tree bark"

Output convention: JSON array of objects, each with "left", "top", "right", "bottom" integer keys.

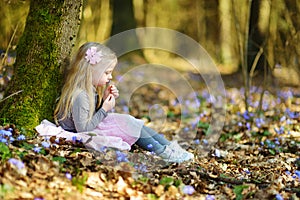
[{"left": 0, "top": 0, "right": 82, "bottom": 134}]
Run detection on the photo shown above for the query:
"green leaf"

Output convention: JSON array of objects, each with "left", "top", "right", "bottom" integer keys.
[
  {"left": 39, "top": 148, "right": 46, "bottom": 155},
  {"left": 198, "top": 121, "right": 209, "bottom": 129},
  {"left": 73, "top": 148, "right": 81, "bottom": 153},
  {"left": 0, "top": 184, "right": 14, "bottom": 199},
  {"left": 268, "top": 149, "right": 276, "bottom": 155},
  {"left": 233, "top": 185, "right": 248, "bottom": 200},
  {"left": 52, "top": 156, "right": 67, "bottom": 164},
  {"left": 0, "top": 143, "right": 11, "bottom": 161},
  {"left": 138, "top": 176, "right": 149, "bottom": 184},
  {"left": 147, "top": 193, "right": 157, "bottom": 200},
  {"left": 219, "top": 134, "right": 228, "bottom": 142},
  {"left": 167, "top": 111, "right": 175, "bottom": 118},
  {"left": 20, "top": 142, "right": 34, "bottom": 150},
  {"left": 72, "top": 174, "right": 88, "bottom": 193},
  {"left": 263, "top": 131, "right": 271, "bottom": 136},
  {"left": 159, "top": 176, "right": 174, "bottom": 186},
  {"left": 174, "top": 179, "right": 182, "bottom": 187},
  {"left": 16, "top": 150, "right": 27, "bottom": 159}
]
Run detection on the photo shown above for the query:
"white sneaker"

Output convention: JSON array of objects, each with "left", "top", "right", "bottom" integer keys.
[{"left": 159, "top": 141, "right": 194, "bottom": 163}]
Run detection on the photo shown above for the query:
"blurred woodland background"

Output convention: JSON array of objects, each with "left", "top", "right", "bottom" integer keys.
[{"left": 0, "top": 0, "right": 299, "bottom": 90}]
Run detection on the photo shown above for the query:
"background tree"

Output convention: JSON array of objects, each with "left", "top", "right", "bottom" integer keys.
[
  {"left": 107, "top": 0, "right": 140, "bottom": 55},
  {"left": 267, "top": 0, "right": 300, "bottom": 86},
  {"left": 76, "top": 0, "right": 112, "bottom": 47},
  {"left": 0, "top": 1, "right": 29, "bottom": 50},
  {"left": 0, "top": 0, "right": 82, "bottom": 134}
]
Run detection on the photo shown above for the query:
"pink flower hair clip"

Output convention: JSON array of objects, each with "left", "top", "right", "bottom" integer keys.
[{"left": 85, "top": 47, "right": 103, "bottom": 65}]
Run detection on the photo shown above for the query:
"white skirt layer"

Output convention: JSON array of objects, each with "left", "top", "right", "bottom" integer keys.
[{"left": 35, "top": 113, "right": 144, "bottom": 151}]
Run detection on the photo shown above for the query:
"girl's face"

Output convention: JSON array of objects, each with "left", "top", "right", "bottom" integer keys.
[{"left": 92, "top": 65, "right": 115, "bottom": 86}]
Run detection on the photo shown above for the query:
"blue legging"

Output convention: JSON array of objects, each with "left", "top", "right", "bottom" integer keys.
[{"left": 135, "top": 125, "right": 170, "bottom": 154}]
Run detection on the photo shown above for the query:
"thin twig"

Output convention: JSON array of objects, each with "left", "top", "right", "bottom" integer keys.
[
  {"left": 249, "top": 47, "right": 263, "bottom": 87},
  {"left": 1, "top": 22, "right": 20, "bottom": 69},
  {"left": 0, "top": 90, "right": 23, "bottom": 103},
  {"left": 258, "top": 58, "right": 268, "bottom": 113},
  {"left": 232, "top": 0, "right": 252, "bottom": 111}
]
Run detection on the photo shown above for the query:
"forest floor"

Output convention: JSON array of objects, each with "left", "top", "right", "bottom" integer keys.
[{"left": 1, "top": 70, "right": 300, "bottom": 200}]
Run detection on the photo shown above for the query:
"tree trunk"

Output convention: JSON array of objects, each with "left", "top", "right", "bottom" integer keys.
[
  {"left": 76, "top": 0, "right": 112, "bottom": 46},
  {"left": 108, "top": 0, "right": 139, "bottom": 52},
  {"left": 0, "top": 0, "right": 82, "bottom": 134},
  {"left": 218, "top": 0, "right": 239, "bottom": 72},
  {"left": 247, "top": 0, "right": 266, "bottom": 72}
]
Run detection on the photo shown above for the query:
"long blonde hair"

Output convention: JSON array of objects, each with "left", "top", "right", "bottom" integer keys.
[{"left": 54, "top": 42, "right": 117, "bottom": 125}]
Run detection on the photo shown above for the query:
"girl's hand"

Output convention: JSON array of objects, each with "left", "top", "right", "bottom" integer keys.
[
  {"left": 109, "top": 85, "right": 119, "bottom": 98},
  {"left": 102, "top": 94, "right": 115, "bottom": 112},
  {"left": 103, "top": 84, "right": 119, "bottom": 100}
]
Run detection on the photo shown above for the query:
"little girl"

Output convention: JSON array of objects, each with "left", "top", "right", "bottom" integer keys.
[{"left": 53, "top": 42, "right": 194, "bottom": 163}]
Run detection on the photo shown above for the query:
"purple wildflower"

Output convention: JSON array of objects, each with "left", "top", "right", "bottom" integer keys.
[
  {"left": 116, "top": 151, "right": 128, "bottom": 162},
  {"left": 1, "top": 138, "right": 7, "bottom": 143},
  {"left": 205, "top": 195, "right": 215, "bottom": 200},
  {"left": 275, "top": 194, "right": 283, "bottom": 200},
  {"left": 254, "top": 101, "right": 259, "bottom": 107},
  {"left": 182, "top": 185, "right": 195, "bottom": 195},
  {"left": 262, "top": 101, "right": 269, "bottom": 110},
  {"left": 295, "top": 170, "right": 300, "bottom": 178},
  {"left": 72, "top": 135, "right": 77, "bottom": 143},
  {"left": 269, "top": 143, "right": 276, "bottom": 149},
  {"left": 286, "top": 119, "right": 293, "bottom": 125},
  {"left": 41, "top": 141, "right": 50, "bottom": 148},
  {"left": 184, "top": 127, "right": 189, "bottom": 132},
  {"left": 199, "top": 112, "right": 205, "bottom": 118},
  {"left": 255, "top": 118, "right": 264, "bottom": 128},
  {"left": 122, "top": 106, "right": 129, "bottom": 112},
  {"left": 286, "top": 108, "right": 300, "bottom": 119},
  {"left": 242, "top": 111, "right": 250, "bottom": 120},
  {"left": 135, "top": 164, "right": 148, "bottom": 173},
  {"left": 280, "top": 116, "right": 286, "bottom": 122},
  {"left": 8, "top": 158, "right": 25, "bottom": 169},
  {"left": 17, "top": 134, "right": 26, "bottom": 141},
  {"left": 55, "top": 138, "right": 60, "bottom": 143},
  {"left": 100, "top": 146, "right": 107, "bottom": 153},
  {"left": 202, "top": 139, "right": 208, "bottom": 145},
  {"left": 9, "top": 137, "right": 15, "bottom": 143},
  {"left": 0, "top": 130, "right": 12, "bottom": 137},
  {"left": 33, "top": 146, "right": 42, "bottom": 153},
  {"left": 194, "top": 139, "right": 200, "bottom": 144},
  {"left": 274, "top": 126, "right": 284, "bottom": 134},
  {"left": 246, "top": 122, "right": 251, "bottom": 130},
  {"left": 65, "top": 172, "right": 72, "bottom": 180}
]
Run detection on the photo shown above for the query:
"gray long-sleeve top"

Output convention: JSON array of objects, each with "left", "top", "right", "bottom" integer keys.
[{"left": 58, "top": 91, "right": 107, "bottom": 132}]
